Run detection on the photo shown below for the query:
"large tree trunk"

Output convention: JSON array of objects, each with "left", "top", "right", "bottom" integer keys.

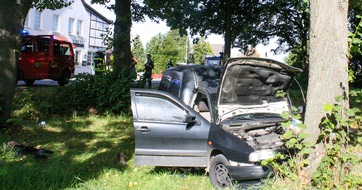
[
  {"left": 304, "top": 0, "right": 349, "bottom": 179},
  {"left": 113, "top": 0, "right": 132, "bottom": 75},
  {"left": 222, "top": 0, "right": 232, "bottom": 61},
  {"left": 0, "top": 0, "right": 32, "bottom": 125}
]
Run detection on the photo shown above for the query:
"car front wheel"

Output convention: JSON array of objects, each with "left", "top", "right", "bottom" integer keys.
[
  {"left": 24, "top": 79, "right": 35, "bottom": 86},
  {"left": 209, "top": 154, "right": 232, "bottom": 188}
]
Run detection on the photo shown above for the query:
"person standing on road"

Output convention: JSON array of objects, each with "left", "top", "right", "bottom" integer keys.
[
  {"left": 166, "top": 59, "right": 173, "bottom": 69},
  {"left": 144, "top": 54, "right": 154, "bottom": 88},
  {"left": 130, "top": 54, "right": 138, "bottom": 79}
]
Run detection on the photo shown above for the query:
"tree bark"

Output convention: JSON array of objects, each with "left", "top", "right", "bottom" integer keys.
[
  {"left": 304, "top": 0, "right": 349, "bottom": 179},
  {"left": 0, "top": 0, "right": 32, "bottom": 125},
  {"left": 223, "top": 0, "right": 232, "bottom": 61},
  {"left": 113, "top": 0, "right": 132, "bottom": 75}
]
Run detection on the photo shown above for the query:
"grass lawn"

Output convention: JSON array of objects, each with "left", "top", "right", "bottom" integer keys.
[
  {"left": 1, "top": 87, "right": 361, "bottom": 190},
  {"left": 0, "top": 116, "right": 213, "bottom": 190}
]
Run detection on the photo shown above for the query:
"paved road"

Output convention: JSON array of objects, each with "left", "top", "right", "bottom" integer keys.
[
  {"left": 16, "top": 78, "right": 161, "bottom": 88},
  {"left": 17, "top": 79, "right": 59, "bottom": 87}
]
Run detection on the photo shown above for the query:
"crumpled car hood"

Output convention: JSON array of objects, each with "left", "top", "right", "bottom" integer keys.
[{"left": 217, "top": 57, "right": 302, "bottom": 121}]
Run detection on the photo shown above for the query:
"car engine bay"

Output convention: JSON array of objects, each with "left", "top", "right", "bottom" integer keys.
[{"left": 222, "top": 122, "right": 286, "bottom": 151}]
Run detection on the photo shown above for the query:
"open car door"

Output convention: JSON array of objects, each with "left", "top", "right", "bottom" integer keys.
[{"left": 130, "top": 89, "right": 210, "bottom": 167}]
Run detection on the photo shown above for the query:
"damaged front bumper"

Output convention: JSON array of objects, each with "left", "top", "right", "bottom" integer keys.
[{"left": 225, "top": 165, "right": 273, "bottom": 180}]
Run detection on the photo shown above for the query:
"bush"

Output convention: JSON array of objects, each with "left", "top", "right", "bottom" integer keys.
[
  {"left": 13, "top": 70, "right": 145, "bottom": 119},
  {"left": 13, "top": 87, "right": 71, "bottom": 119}
]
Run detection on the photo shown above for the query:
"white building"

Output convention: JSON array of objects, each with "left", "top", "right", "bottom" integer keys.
[{"left": 23, "top": 0, "right": 113, "bottom": 74}]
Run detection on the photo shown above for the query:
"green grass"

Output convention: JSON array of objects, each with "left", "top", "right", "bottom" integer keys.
[
  {"left": 2, "top": 86, "right": 361, "bottom": 190},
  {"left": 0, "top": 116, "right": 213, "bottom": 190}
]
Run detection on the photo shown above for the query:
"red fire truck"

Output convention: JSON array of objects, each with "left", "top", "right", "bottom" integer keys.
[{"left": 18, "top": 35, "right": 75, "bottom": 86}]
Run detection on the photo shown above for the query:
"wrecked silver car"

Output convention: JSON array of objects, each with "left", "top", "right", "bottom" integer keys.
[{"left": 130, "top": 57, "right": 302, "bottom": 188}]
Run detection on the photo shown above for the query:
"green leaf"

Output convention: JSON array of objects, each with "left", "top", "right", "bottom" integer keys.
[
  {"left": 300, "top": 148, "right": 311, "bottom": 155},
  {"left": 276, "top": 90, "right": 286, "bottom": 97},
  {"left": 335, "top": 95, "right": 345, "bottom": 102},
  {"left": 302, "top": 159, "right": 309, "bottom": 166},
  {"left": 283, "top": 130, "right": 293, "bottom": 140},
  {"left": 357, "top": 31, "right": 362, "bottom": 37},
  {"left": 285, "top": 141, "right": 293, "bottom": 148},
  {"left": 282, "top": 121, "right": 292, "bottom": 128},
  {"left": 323, "top": 104, "right": 333, "bottom": 113},
  {"left": 298, "top": 132, "right": 308, "bottom": 139},
  {"left": 340, "top": 119, "right": 348, "bottom": 126},
  {"left": 295, "top": 144, "right": 303, "bottom": 150},
  {"left": 289, "top": 137, "right": 298, "bottom": 144},
  {"left": 350, "top": 46, "right": 360, "bottom": 54},
  {"left": 352, "top": 38, "right": 362, "bottom": 44},
  {"left": 312, "top": 170, "right": 322, "bottom": 178},
  {"left": 261, "top": 160, "right": 268, "bottom": 166},
  {"left": 333, "top": 144, "right": 341, "bottom": 151},
  {"left": 345, "top": 109, "right": 356, "bottom": 117},
  {"left": 322, "top": 117, "right": 330, "bottom": 124},
  {"left": 280, "top": 111, "right": 290, "bottom": 119},
  {"left": 297, "top": 123, "right": 307, "bottom": 130}
]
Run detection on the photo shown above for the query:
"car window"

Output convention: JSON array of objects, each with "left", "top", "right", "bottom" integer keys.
[
  {"left": 169, "top": 79, "right": 181, "bottom": 97},
  {"left": 135, "top": 95, "right": 187, "bottom": 123},
  {"left": 37, "top": 38, "right": 50, "bottom": 52},
  {"left": 21, "top": 39, "right": 34, "bottom": 52},
  {"left": 60, "top": 43, "right": 71, "bottom": 56},
  {"left": 158, "top": 76, "right": 171, "bottom": 91},
  {"left": 159, "top": 77, "right": 181, "bottom": 98},
  {"left": 54, "top": 42, "right": 71, "bottom": 56},
  {"left": 193, "top": 92, "right": 211, "bottom": 121}
]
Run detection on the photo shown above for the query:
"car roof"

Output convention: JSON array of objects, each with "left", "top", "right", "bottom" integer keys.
[
  {"left": 160, "top": 64, "right": 223, "bottom": 105},
  {"left": 168, "top": 64, "right": 223, "bottom": 81},
  {"left": 168, "top": 64, "right": 222, "bottom": 92},
  {"left": 198, "top": 80, "right": 219, "bottom": 94}
]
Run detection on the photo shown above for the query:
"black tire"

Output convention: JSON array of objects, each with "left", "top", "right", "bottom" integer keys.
[
  {"left": 16, "top": 69, "right": 21, "bottom": 85},
  {"left": 209, "top": 154, "right": 232, "bottom": 188},
  {"left": 58, "top": 70, "right": 70, "bottom": 86},
  {"left": 24, "top": 79, "right": 35, "bottom": 86}
]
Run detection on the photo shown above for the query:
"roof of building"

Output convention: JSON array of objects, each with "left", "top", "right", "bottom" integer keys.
[
  {"left": 210, "top": 44, "right": 224, "bottom": 56},
  {"left": 81, "top": 0, "right": 113, "bottom": 24}
]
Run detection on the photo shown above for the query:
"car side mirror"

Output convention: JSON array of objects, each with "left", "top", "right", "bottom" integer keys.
[
  {"left": 297, "top": 106, "right": 304, "bottom": 114},
  {"left": 291, "top": 105, "right": 305, "bottom": 115},
  {"left": 183, "top": 114, "right": 196, "bottom": 124}
]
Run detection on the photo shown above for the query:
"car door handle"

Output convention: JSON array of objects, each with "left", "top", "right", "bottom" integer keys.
[{"left": 137, "top": 126, "right": 150, "bottom": 132}]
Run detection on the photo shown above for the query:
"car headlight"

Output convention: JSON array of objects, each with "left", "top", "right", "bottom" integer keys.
[{"left": 249, "top": 149, "right": 275, "bottom": 162}]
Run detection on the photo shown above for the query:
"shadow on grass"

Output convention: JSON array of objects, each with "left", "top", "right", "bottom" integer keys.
[
  {"left": 149, "top": 167, "right": 264, "bottom": 189},
  {"left": 0, "top": 116, "right": 135, "bottom": 189},
  {"left": 150, "top": 166, "right": 207, "bottom": 177}
]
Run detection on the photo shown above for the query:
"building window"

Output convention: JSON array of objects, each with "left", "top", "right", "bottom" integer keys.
[
  {"left": 89, "top": 14, "right": 110, "bottom": 48},
  {"left": 87, "top": 51, "right": 93, "bottom": 66},
  {"left": 52, "top": 15, "right": 59, "bottom": 32},
  {"left": 68, "top": 18, "right": 74, "bottom": 34},
  {"left": 75, "top": 50, "right": 81, "bottom": 65},
  {"left": 34, "top": 10, "right": 41, "bottom": 29},
  {"left": 76, "top": 20, "right": 83, "bottom": 36}
]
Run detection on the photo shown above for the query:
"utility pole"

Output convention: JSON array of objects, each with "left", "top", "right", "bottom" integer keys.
[{"left": 185, "top": 35, "right": 188, "bottom": 64}]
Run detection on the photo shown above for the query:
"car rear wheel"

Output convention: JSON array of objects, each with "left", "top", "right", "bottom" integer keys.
[
  {"left": 24, "top": 79, "right": 35, "bottom": 86},
  {"left": 58, "top": 70, "right": 70, "bottom": 86},
  {"left": 209, "top": 154, "right": 232, "bottom": 188}
]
